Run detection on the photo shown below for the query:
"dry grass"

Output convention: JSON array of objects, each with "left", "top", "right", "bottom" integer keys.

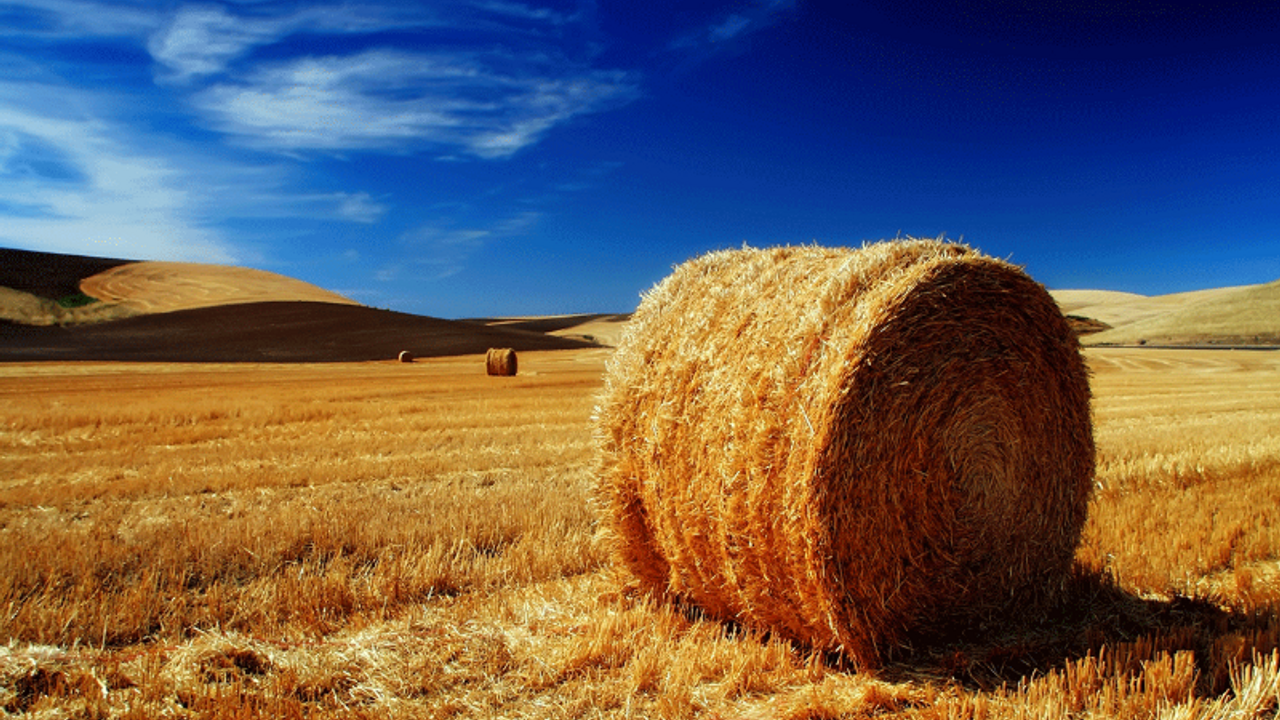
[
  {"left": 595, "top": 241, "right": 1093, "bottom": 666},
  {"left": 0, "top": 286, "right": 138, "bottom": 326},
  {"left": 1, "top": 346, "right": 1279, "bottom": 718}
]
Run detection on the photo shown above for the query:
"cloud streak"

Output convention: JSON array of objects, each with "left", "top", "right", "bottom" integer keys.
[
  {"left": 7, "top": 1, "right": 639, "bottom": 160},
  {"left": 397, "top": 210, "right": 541, "bottom": 280},
  {"left": 0, "top": 0, "right": 160, "bottom": 39},
  {"left": 192, "top": 49, "right": 635, "bottom": 158},
  {"left": 0, "top": 76, "right": 391, "bottom": 262},
  {"left": 0, "top": 0, "right": 762, "bottom": 285},
  {"left": 186, "top": 44, "right": 636, "bottom": 159},
  {"left": 138, "top": 1, "right": 640, "bottom": 158},
  {"left": 670, "top": 0, "right": 797, "bottom": 52},
  {"left": 148, "top": 4, "right": 288, "bottom": 82},
  {"left": 145, "top": 4, "right": 443, "bottom": 82},
  {"left": 0, "top": 81, "right": 237, "bottom": 263}
]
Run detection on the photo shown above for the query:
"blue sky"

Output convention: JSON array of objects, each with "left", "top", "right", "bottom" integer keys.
[{"left": 2, "top": 1, "right": 1278, "bottom": 317}]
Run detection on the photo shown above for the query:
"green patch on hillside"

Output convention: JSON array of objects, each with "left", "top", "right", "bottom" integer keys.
[
  {"left": 56, "top": 292, "right": 100, "bottom": 309},
  {"left": 0, "top": 286, "right": 136, "bottom": 327}
]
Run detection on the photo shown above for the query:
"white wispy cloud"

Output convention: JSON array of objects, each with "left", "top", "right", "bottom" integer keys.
[
  {"left": 330, "top": 192, "right": 386, "bottom": 223},
  {"left": 709, "top": 14, "right": 752, "bottom": 42},
  {"left": 143, "top": 1, "right": 637, "bottom": 157},
  {"left": 0, "top": 0, "right": 160, "bottom": 39},
  {"left": 145, "top": 4, "right": 444, "bottom": 82},
  {"left": 192, "top": 48, "right": 635, "bottom": 158},
  {"left": 0, "top": 81, "right": 238, "bottom": 263},
  {"left": 670, "top": 0, "right": 798, "bottom": 51},
  {"left": 222, "top": 185, "right": 390, "bottom": 224},
  {"left": 147, "top": 4, "right": 287, "bottom": 82},
  {"left": 0, "top": 77, "right": 387, "bottom": 262},
  {"left": 397, "top": 210, "right": 540, "bottom": 279},
  {"left": 7, "top": 1, "right": 639, "bottom": 159},
  {"left": 474, "top": 1, "right": 575, "bottom": 25},
  {"left": 0, "top": 0, "right": 636, "bottom": 268}
]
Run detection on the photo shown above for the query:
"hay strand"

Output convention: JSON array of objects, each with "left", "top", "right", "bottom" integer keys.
[
  {"left": 486, "top": 347, "right": 517, "bottom": 376},
  {"left": 397, "top": 350, "right": 414, "bottom": 363},
  {"left": 594, "top": 238, "right": 1094, "bottom": 666}
]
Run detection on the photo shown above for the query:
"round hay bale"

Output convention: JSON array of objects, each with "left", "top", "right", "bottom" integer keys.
[
  {"left": 486, "top": 347, "right": 517, "bottom": 376},
  {"left": 594, "top": 239, "right": 1094, "bottom": 666},
  {"left": 398, "top": 350, "right": 414, "bottom": 363}
]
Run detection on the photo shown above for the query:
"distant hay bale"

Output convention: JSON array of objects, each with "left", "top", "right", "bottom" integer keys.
[
  {"left": 486, "top": 347, "right": 517, "bottom": 376},
  {"left": 398, "top": 350, "right": 414, "bottom": 363},
  {"left": 594, "top": 239, "right": 1094, "bottom": 667}
]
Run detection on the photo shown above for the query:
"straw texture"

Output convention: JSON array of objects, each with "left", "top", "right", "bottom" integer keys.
[
  {"left": 594, "top": 239, "right": 1094, "bottom": 666},
  {"left": 486, "top": 347, "right": 518, "bottom": 376}
]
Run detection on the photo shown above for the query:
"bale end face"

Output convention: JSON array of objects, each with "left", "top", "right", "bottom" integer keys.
[
  {"left": 398, "top": 350, "right": 414, "bottom": 363},
  {"left": 486, "top": 347, "right": 517, "bottom": 376}
]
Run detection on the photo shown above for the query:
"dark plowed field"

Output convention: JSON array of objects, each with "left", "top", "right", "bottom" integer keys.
[
  {"left": 0, "top": 301, "right": 596, "bottom": 362},
  {"left": 0, "top": 248, "right": 135, "bottom": 300}
]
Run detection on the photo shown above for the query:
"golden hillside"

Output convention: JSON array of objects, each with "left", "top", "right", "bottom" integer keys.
[
  {"left": 80, "top": 261, "right": 360, "bottom": 314},
  {"left": 0, "top": 250, "right": 597, "bottom": 361},
  {"left": 1, "top": 250, "right": 358, "bottom": 327},
  {"left": 1052, "top": 281, "right": 1280, "bottom": 346}
]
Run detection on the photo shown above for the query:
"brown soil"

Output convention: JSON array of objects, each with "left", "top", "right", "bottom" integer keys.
[
  {"left": 1065, "top": 314, "right": 1111, "bottom": 336},
  {"left": 0, "top": 248, "right": 134, "bottom": 301},
  {"left": 0, "top": 302, "right": 596, "bottom": 363}
]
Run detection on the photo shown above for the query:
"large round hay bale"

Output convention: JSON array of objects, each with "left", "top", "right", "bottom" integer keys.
[
  {"left": 486, "top": 347, "right": 517, "bottom": 376},
  {"left": 594, "top": 239, "right": 1094, "bottom": 666},
  {"left": 398, "top": 350, "right": 414, "bottom": 363}
]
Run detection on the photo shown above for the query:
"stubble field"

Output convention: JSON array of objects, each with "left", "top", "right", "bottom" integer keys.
[{"left": 2, "top": 347, "right": 1279, "bottom": 718}]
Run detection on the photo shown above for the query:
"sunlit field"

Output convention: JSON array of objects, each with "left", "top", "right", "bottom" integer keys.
[{"left": 2, "top": 347, "right": 1279, "bottom": 718}]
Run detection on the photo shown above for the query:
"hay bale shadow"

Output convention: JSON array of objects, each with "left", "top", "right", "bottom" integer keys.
[{"left": 877, "top": 565, "right": 1279, "bottom": 695}]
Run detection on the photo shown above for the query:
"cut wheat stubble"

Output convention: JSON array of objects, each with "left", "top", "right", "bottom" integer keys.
[{"left": 594, "top": 238, "right": 1095, "bottom": 667}]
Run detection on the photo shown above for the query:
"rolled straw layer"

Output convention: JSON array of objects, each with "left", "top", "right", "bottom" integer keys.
[
  {"left": 594, "top": 239, "right": 1094, "bottom": 665},
  {"left": 486, "top": 347, "right": 517, "bottom": 376}
]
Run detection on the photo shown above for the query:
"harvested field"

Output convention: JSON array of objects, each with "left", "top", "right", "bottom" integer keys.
[{"left": 1, "top": 347, "right": 1278, "bottom": 717}]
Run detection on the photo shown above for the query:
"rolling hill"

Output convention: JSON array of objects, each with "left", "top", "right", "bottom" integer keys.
[
  {"left": 0, "top": 249, "right": 596, "bottom": 362},
  {"left": 0, "top": 248, "right": 134, "bottom": 299},
  {"left": 80, "top": 260, "right": 361, "bottom": 313},
  {"left": 1, "top": 302, "right": 595, "bottom": 362},
  {"left": 3, "top": 248, "right": 1276, "bottom": 359},
  {"left": 473, "top": 313, "right": 633, "bottom": 348},
  {"left": 1050, "top": 281, "right": 1280, "bottom": 346}
]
